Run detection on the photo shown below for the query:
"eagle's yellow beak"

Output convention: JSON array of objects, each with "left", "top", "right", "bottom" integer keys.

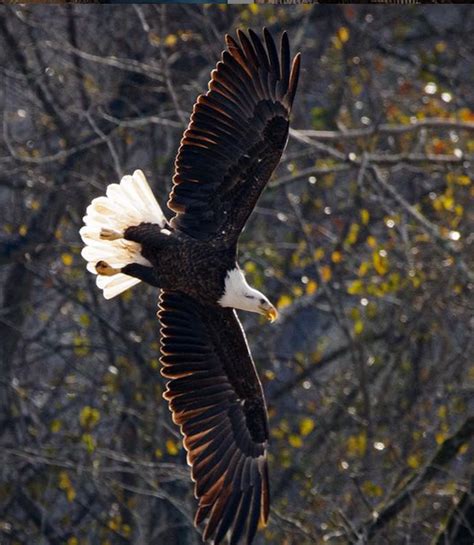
[
  {"left": 260, "top": 303, "right": 278, "bottom": 323},
  {"left": 266, "top": 307, "right": 278, "bottom": 322}
]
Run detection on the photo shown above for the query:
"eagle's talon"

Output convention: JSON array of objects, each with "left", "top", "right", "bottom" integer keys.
[
  {"left": 100, "top": 228, "right": 123, "bottom": 241},
  {"left": 96, "top": 261, "right": 120, "bottom": 276}
]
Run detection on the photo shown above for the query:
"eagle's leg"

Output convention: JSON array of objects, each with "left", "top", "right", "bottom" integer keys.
[
  {"left": 121, "top": 263, "right": 160, "bottom": 287},
  {"left": 124, "top": 223, "right": 165, "bottom": 249}
]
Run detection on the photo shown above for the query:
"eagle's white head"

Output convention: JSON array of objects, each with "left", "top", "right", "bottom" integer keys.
[{"left": 218, "top": 268, "right": 278, "bottom": 322}]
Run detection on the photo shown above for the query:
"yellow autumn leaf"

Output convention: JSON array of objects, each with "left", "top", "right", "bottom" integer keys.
[
  {"left": 73, "top": 335, "right": 89, "bottom": 357},
  {"left": 367, "top": 235, "right": 377, "bottom": 249},
  {"left": 331, "top": 250, "right": 343, "bottom": 264},
  {"left": 108, "top": 517, "right": 120, "bottom": 531},
  {"left": 166, "top": 438, "right": 179, "bottom": 456},
  {"left": 345, "top": 223, "right": 360, "bottom": 245},
  {"left": 59, "top": 471, "right": 76, "bottom": 502},
  {"left": 79, "top": 406, "right": 100, "bottom": 429},
  {"left": 19, "top": 224, "right": 28, "bottom": 236},
  {"left": 277, "top": 294, "right": 292, "bottom": 309},
  {"left": 67, "top": 538, "right": 78, "bottom": 545},
  {"left": 373, "top": 251, "right": 389, "bottom": 276},
  {"left": 314, "top": 248, "right": 325, "bottom": 261},
  {"left": 61, "top": 253, "right": 73, "bottom": 266},
  {"left": 361, "top": 480, "right": 383, "bottom": 498},
  {"left": 244, "top": 261, "right": 256, "bottom": 273},
  {"left": 66, "top": 488, "right": 76, "bottom": 503},
  {"left": 50, "top": 419, "right": 62, "bottom": 433},
  {"left": 455, "top": 175, "right": 470, "bottom": 186},
  {"left": 360, "top": 209, "right": 370, "bottom": 225},
  {"left": 79, "top": 314, "right": 90, "bottom": 328},
  {"left": 264, "top": 369, "right": 275, "bottom": 380},
  {"left": 358, "top": 261, "right": 370, "bottom": 277},
  {"left": 292, "top": 285, "right": 303, "bottom": 297},
  {"left": 353, "top": 319, "right": 364, "bottom": 336},
  {"left": 306, "top": 280, "right": 318, "bottom": 295},
  {"left": 289, "top": 434, "right": 303, "bottom": 448},
  {"left": 299, "top": 418, "right": 315, "bottom": 436},
  {"left": 59, "top": 471, "right": 71, "bottom": 490},
  {"left": 347, "top": 432, "right": 367, "bottom": 457},
  {"left": 407, "top": 453, "right": 422, "bottom": 469},
  {"left": 82, "top": 433, "right": 96, "bottom": 453},
  {"left": 271, "top": 427, "right": 284, "bottom": 440},
  {"left": 320, "top": 265, "right": 332, "bottom": 282},
  {"left": 459, "top": 108, "right": 474, "bottom": 122},
  {"left": 338, "top": 26, "right": 350, "bottom": 44},
  {"left": 348, "top": 279, "right": 363, "bottom": 295},
  {"left": 165, "top": 34, "right": 178, "bottom": 47}
]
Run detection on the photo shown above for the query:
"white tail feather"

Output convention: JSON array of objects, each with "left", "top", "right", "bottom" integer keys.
[
  {"left": 97, "top": 274, "right": 141, "bottom": 300},
  {"left": 80, "top": 169, "right": 165, "bottom": 299}
]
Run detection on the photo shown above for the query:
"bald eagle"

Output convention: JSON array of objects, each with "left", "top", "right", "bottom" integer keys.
[{"left": 80, "top": 28, "right": 300, "bottom": 545}]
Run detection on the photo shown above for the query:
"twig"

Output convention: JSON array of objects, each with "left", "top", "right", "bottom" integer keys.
[{"left": 296, "top": 118, "right": 474, "bottom": 141}]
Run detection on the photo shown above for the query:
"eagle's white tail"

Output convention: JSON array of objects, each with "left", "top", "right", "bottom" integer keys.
[{"left": 80, "top": 170, "right": 165, "bottom": 300}]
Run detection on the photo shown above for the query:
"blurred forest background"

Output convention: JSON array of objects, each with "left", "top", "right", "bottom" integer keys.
[{"left": 1, "top": 4, "right": 473, "bottom": 545}]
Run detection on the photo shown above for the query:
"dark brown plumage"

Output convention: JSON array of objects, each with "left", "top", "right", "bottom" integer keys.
[
  {"left": 169, "top": 28, "right": 300, "bottom": 242},
  {"left": 159, "top": 291, "right": 269, "bottom": 545},
  {"left": 81, "top": 28, "right": 300, "bottom": 545}
]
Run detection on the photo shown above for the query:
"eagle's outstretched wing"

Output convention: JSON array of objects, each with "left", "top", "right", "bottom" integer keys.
[
  {"left": 168, "top": 28, "right": 300, "bottom": 242},
  {"left": 158, "top": 290, "right": 270, "bottom": 545}
]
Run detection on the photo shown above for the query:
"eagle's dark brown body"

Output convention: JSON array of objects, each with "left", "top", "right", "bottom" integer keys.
[{"left": 124, "top": 223, "right": 237, "bottom": 305}]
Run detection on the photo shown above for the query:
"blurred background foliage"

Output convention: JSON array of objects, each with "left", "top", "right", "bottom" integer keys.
[{"left": 0, "top": 4, "right": 473, "bottom": 545}]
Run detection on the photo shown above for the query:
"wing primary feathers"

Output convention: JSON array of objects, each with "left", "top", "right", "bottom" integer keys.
[
  {"left": 280, "top": 31, "right": 290, "bottom": 91},
  {"left": 230, "top": 490, "right": 252, "bottom": 545},
  {"left": 246, "top": 478, "right": 262, "bottom": 545},
  {"left": 169, "top": 28, "right": 300, "bottom": 241},
  {"left": 203, "top": 487, "right": 234, "bottom": 541},
  {"left": 221, "top": 51, "right": 260, "bottom": 100},
  {"left": 193, "top": 425, "right": 233, "bottom": 470},
  {"left": 195, "top": 503, "right": 212, "bottom": 527},
  {"left": 195, "top": 439, "right": 236, "bottom": 497},
  {"left": 248, "top": 28, "right": 270, "bottom": 72},
  {"left": 264, "top": 27, "right": 280, "bottom": 80},
  {"left": 260, "top": 457, "right": 270, "bottom": 524},
  {"left": 159, "top": 289, "right": 271, "bottom": 544},
  {"left": 213, "top": 489, "right": 243, "bottom": 544},
  {"left": 227, "top": 33, "right": 253, "bottom": 77},
  {"left": 238, "top": 457, "right": 253, "bottom": 492},
  {"left": 289, "top": 52, "right": 302, "bottom": 107},
  {"left": 237, "top": 30, "right": 261, "bottom": 72},
  {"left": 216, "top": 63, "right": 256, "bottom": 110}
]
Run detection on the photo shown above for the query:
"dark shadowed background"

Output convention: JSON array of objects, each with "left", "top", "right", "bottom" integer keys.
[{"left": 1, "top": 4, "right": 473, "bottom": 545}]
